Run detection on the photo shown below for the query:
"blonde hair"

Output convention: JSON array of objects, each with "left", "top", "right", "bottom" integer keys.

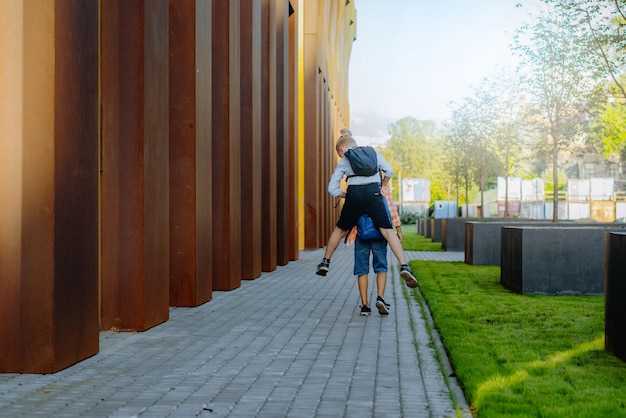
[
  {"left": 336, "top": 134, "right": 357, "bottom": 151},
  {"left": 339, "top": 128, "right": 352, "bottom": 137}
]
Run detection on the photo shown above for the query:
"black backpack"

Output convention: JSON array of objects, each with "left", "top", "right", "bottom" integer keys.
[{"left": 344, "top": 146, "right": 379, "bottom": 177}]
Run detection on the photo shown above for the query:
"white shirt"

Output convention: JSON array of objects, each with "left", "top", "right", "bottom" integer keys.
[{"left": 327, "top": 149, "right": 394, "bottom": 197}]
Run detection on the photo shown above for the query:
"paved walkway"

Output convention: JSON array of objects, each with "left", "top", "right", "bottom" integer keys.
[{"left": 0, "top": 248, "right": 470, "bottom": 418}]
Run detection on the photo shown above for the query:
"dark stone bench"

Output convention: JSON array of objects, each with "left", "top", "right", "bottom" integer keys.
[
  {"left": 424, "top": 218, "right": 432, "bottom": 239},
  {"left": 605, "top": 232, "right": 626, "bottom": 362},
  {"left": 500, "top": 226, "right": 626, "bottom": 295},
  {"left": 465, "top": 220, "right": 601, "bottom": 266},
  {"left": 442, "top": 218, "right": 478, "bottom": 251},
  {"left": 417, "top": 219, "right": 427, "bottom": 236},
  {"left": 431, "top": 218, "right": 443, "bottom": 243}
]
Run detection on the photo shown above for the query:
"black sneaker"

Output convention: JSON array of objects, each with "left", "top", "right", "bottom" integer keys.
[
  {"left": 360, "top": 305, "right": 371, "bottom": 316},
  {"left": 375, "top": 296, "right": 390, "bottom": 315},
  {"left": 316, "top": 258, "right": 330, "bottom": 276},
  {"left": 400, "top": 265, "right": 418, "bottom": 288}
]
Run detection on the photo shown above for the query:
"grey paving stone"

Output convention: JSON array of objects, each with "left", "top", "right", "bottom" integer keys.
[{"left": 0, "top": 247, "right": 470, "bottom": 418}]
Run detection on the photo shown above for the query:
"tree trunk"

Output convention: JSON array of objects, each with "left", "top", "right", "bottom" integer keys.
[
  {"left": 504, "top": 174, "right": 509, "bottom": 219},
  {"left": 552, "top": 138, "right": 559, "bottom": 223}
]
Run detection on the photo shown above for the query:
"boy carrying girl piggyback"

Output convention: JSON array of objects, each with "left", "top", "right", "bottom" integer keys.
[{"left": 315, "top": 130, "right": 418, "bottom": 289}]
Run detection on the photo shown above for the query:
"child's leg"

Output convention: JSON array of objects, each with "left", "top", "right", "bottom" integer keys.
[
  {"left": 354, "top": 237, "right": 371, "bottom": 295},
  {"left": 379, "top": 228, "right": 418, "bottom": 288},
  {"left": 370, "top": 239, "right": 388, "bottom": 295},
  {"left": 375, "top": 271, "right": 390, "bottom": 315},
  {"left": 376, "top": 272, "right": 387, "bottom": 298},
  {"left": 323, "top": 226, "right": 349, "bottom": 259},
  {"left": 358, "top": 274, "right": 369, "bottom": 307},
  {"left": 379, "top": 228, "right": 407, "bottom": 264},
  {"left": 316, "top": 226, "right": 350, "bottom": 276},
  {"left": 370, "top": 239, "right": 390, "bottom": 315}
]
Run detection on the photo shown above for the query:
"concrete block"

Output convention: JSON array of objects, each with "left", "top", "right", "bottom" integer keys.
[
  {"left": 465, "top": 220, "right": 603, "bottom": 266},
  {"left": 442, "top": 218, "right": 478, "bottom": 251},
  {"left": 425, "top": 218, "right": 432, "bottom": 239},
  {"left": 605, "top": 232, "right": 626, "bottom": 361},
  {"left": 431, "top": 218, "right": 443, "bottom": 243},
  {"left": 501, "top": 226, "right": 626, "bottom": 295}
]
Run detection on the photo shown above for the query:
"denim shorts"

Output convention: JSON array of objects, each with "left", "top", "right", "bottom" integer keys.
[{"left": 353, "top": 236, "right": 388, "bottom": 276}]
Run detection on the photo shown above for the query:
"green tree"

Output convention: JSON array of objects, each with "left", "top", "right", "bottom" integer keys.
[
  {"left": 513, "top": 10, "right": 600, "bottom": 221},
  {"left": 385, "top": 117, "right": 440, "bottom": 179},
  {"left": 588, "top": 79, "right": 626, "bottom": 159},
  {"left": 470, "top": 70, "right": 528, "bottom": 218},
  {"left": 445, "top": 96, "right": 501, "bottom": 218},
  {"left": 543, "top": 0, "right": 626, "bottom": 97},
  {"left": 593, "top": 100, "right": 626, "bottom": 157},
  {"left": 443, "top": 104, "right": 478, "bottom": 217}
]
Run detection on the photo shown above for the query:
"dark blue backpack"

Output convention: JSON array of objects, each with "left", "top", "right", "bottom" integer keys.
[
  {"left": 356, "top": 214, "right": 383, "bottom": 240},
  {"left": 345, "top": 146, "right": 379, "bottom": 177}
]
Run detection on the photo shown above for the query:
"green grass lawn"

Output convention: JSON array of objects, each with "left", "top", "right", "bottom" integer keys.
[
  {"left": 401, "top": 224, "right": 443, "bottom": 251},
  {"left": 403, "top": 227, "right": 626, "bottom": 417}
]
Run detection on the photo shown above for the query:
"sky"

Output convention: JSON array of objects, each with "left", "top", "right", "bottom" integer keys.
[{"left": 348, "top": 0, "right": 541, "bottom": 146}]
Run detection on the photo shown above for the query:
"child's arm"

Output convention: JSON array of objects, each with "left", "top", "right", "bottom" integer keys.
[
  {"left": 376, "top": 152, "right": 395, "bottom": 180},
  {"left": 327, "top": 158, "right": 350, "bottom": 197},
  {"left": 395, "top": 225, "right": 404, "bottom": 242}
]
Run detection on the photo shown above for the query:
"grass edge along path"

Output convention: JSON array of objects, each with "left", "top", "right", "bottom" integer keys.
[
  {"left": 397, "top": 263, "right": 473, "bottom": 418},
  {"left": 408, "top": 259, "right": 626, "bottom": 418}
]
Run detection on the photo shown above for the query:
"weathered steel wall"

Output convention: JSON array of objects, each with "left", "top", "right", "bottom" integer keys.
[
  {"left": 211, "top": 0, "right": 243, "bottom": 290},
  {"left": 0, "top": 0, "right": 100, "bottom": 373},
  {"left": 0, "top": 0, "right": 354, "bottom": 373},
  {"left": 301, "top": 0, "right": 355, "bottom": 249},
  {"left": 240, "top": 0, "right": 263, "bottom": 280},
  {"left": 100, "top": 0, "right": 170, "bottom": 331},
  {"left": 168, "top": 0, "right": 213, "bottom": 306}
]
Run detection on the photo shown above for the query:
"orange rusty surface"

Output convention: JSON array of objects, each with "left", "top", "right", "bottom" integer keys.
[
  {"left": 0, "top": 0, "right": 99, "bottom": 373},
  {"left": 211, "top": 1, "right": 242, "bottom": 291},
  {"left": 260, "top": 0, "right": 278, "bottom": 271},
  {"left": 100, "top": 0, "right": 169, "bottom": 332},
  {"left": 239, "top": 1, "right": 263, "bottom": 281},
  {"left": 168, "top": 0, "right": 212, "bottom": 306},
  {"left": 275, "top": 0, "right": 290, "bottom": 267}
]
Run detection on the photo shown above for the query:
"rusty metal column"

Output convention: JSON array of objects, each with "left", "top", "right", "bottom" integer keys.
[
  {"left": 212, "top": 0, "right": 242, "bottom": 290},
  {"left": 100, "top": 0, "right": 170, "bottom": 331},
  {"left": 261, "top": 0, "right": 278, "bottom": 271},
  {"left": 287, "top": 2, "right": 299, "bottom": 260},
  {"left": 302, "top": 2, "right": 321, "bottom": 250},
  {"left": 240, "top": 0, "right": 263, "bottom": 280},
  {"left": 275, "top": 0, "right": 290, "bottom": 266},
  {"left": 0, "top": 0, "right": 99, "bottom": 373},
  {"left": 168, "top": 1, "right": 213, "bottom": 306}
]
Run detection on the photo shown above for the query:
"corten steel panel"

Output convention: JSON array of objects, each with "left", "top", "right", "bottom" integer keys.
[
  {"left": 211, "top": 0, "right": 242, "bottom": 290},
  {"left": 168, "top": 0, "right": 212, "bottom": 306},
  {"left": 287, "top": 5, "right": 298, "bottom": 260},
  {"left": 0, "top": 0, "right": 99, "bottom": 373},
  {"left": 320, "top": 78, "right": 332, "bottom": 239},
  {"left": 275, "top": 0, "right": 290, "bottom": 266},
  {"left": 323, "top": 84, "right": 333, "bottom": 236},
  {"left": 100, "top": 0, "right": 170, "bottom": 331},
  {"left": 239, "top": 0, "right": 263, "bottom": 280},
  {"left": 196, "top": 0, "right": 213, "bottom": 297},
  {"left": 302, "top": 34, "right": 320, "bottom": 249},
  {"left": 260, "top": 0, "right": 278, "bottom": 271}
]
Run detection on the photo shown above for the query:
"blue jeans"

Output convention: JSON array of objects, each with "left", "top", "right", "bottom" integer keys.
[{"left": 354, "top": 236, "right": 388, "bottom": 276}]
